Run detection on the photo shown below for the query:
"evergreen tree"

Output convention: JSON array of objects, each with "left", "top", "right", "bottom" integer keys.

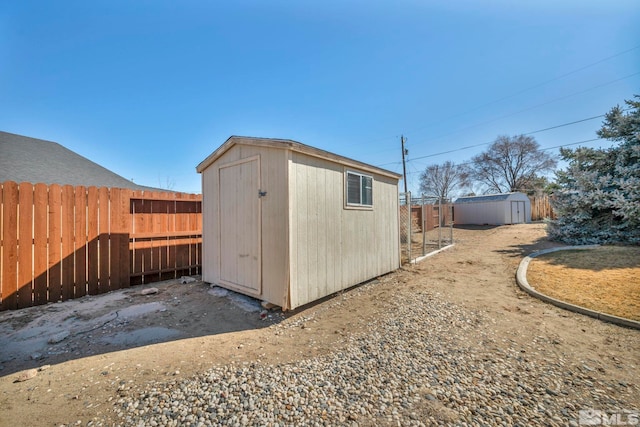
[{"left": 548, "top": 96, "right": 640, "bottom": 244}]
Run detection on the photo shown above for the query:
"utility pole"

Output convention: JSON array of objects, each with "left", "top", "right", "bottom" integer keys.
[{"left": 400, "top": 135, "right": 408, "bottom": 194}]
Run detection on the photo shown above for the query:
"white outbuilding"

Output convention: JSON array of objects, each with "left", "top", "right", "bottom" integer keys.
[
  {"left": 453, "top": 192, "right": 531, "bottom": 225},
  {"left": 196, "top": 136, "right": 402, "bottom": 310}
]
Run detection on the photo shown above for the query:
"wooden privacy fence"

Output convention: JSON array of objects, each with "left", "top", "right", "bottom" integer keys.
[
  {"left": 409, "top": 204, "right": 453, "bottom": 232},
  {"left": 0, "top": 181, "right": 202, "bottom": 311},
  {"left": 529, "top": 194, "right": 555, "bottom": 221}
]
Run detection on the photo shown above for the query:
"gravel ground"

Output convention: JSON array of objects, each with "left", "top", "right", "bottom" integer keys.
[
  {"left": 110, "top": 285, "right": 638, "bottom": 426},
  {"left": 4, "top": 225, "right": 637, "bottom": 427}
]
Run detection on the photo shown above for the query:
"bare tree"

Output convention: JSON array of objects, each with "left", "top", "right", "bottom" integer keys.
[
  {"left": 158, "top": 175, "right": 177, "bottom": 191},
  {"left": 468, "top": 135, "right": 556, "bottom": 193},
  {"left": 418, "top": 161, "right": 470, "bottom": 202}
]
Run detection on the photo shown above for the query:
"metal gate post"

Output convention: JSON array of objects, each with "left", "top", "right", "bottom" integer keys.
[
  {"left": 438, "top": 198, "right": 442, "bottom": 248},
  {"left": 449, "top": 204, "right": 454, "bottom": 244},
  {"left": 421, "top": 194, "right": 426, "bottom": 256}
]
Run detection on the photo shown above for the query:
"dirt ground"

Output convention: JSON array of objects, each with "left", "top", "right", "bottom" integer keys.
[
  {"left": 527, "top": 246, "right": 640, "bottom": 321},
  {"left": 0, "top": 223, "right": 638, "bottom": 426},
  {"left": 402, "top": 226, "right": 454, "bottom": 263}
]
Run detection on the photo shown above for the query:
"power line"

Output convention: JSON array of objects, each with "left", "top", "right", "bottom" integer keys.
[
  {"left": 523, "top": 114, "right": 607, "bottom": 136},
  {"left": 401, "top": 111, "right": 608, "bottom": 164},
  {"left": 349, "top": 45, "right": 640, "bottom": 148},
  {"left": 375, "top": 72, "right": 637, "bottom": 166},
  {"left": 539, "top": 138, "right": 605, "bottom": 153},
  {"left": 407, "top": 71, "right": 640, "bottom": 148},
  {"left": 403, "top": 137, "right": 607, "bottom": 176},
  {"left": 400, "top": 45, "right": 640, "bottom": 137}
]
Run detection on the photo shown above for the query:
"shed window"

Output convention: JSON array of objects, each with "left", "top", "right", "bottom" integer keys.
[{"left": 346, "top": 171, "right": 373, "bottom": 207}]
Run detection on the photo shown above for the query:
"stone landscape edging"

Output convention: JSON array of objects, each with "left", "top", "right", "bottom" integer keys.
[{"left": 516, "top": 245, "right": 640, "bottom": 330}]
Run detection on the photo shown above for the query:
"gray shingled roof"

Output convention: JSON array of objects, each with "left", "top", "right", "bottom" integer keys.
[{"left": 0, "top": 131, "right": 160, "bottom": 190}]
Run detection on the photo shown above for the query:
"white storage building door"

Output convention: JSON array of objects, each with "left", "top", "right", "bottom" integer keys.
[{"left": 511, "top": 200, "right": 526, "bottom": 224}]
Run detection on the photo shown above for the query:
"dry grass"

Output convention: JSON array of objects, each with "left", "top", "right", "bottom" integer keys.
[{"left": 527, "top": 246, "right": 640, "bottom": 321}]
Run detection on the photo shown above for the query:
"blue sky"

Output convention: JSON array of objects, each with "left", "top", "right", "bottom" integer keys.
[{"left": 1, "top": 1, "right": 638, "bottom": 194}]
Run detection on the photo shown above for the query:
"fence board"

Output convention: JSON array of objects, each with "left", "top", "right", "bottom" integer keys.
[
  {"left": 149, "top": 193, "right": 162, "bottom": 283},
  {"left": 109, "top": 188, "right": 123, "bottom": 290},
  {"left": 48, "top": 184, "right": 62, "bottom": 302},
  {"left": 142, "top": 198, "right": 154, "bottom": 283},
  {"left": 61, "top": 185, "right": 75, "bottom": 301},
  {"left": 130, "top": 197, "right": 144, "bottom": 285},
  {"left": 87, "top": 187, "right": 99, "bottom": 295},
  {"left": 0, "top": 183, "right": 2, "bottom": 309},
  {"left": 98, "top": 187, "right": 110, "bottom": 292},
  {"left": 109, "top": 188, "right": 130, "bottom": 289},
  {"left": 75, "top": 186, "right": 87, "bottom": 298},
  {"left": 160, "top": 199, "right": 172, "bottom": 281},
  {"left": 2, "top": 182, "right": 19, "bottom": 310},
  {"left": 33, "top": 184, "right": 48, "bottom": 305},
  {"left": 119, "top": 190, "right": 131, "bottom": 287},
  {"left": 18, "top": 183, "right": 33, "bottom": 309}
]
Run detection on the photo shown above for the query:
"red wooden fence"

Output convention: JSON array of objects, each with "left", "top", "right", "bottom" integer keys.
[{"left": 0, "top": 182, "right": 202, "bottom": 311}]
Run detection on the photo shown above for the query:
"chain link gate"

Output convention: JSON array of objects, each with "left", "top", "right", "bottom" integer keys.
[{"left": 400, "top": 193, "right": 455, "bottom": 264}]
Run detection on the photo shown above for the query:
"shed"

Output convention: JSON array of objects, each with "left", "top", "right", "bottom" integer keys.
[
  {"left": 196, "top": 136, "right": 402, "bottom": 310},
  {"left": 453, "top": 192, "right": 531, "bottom": 225}
]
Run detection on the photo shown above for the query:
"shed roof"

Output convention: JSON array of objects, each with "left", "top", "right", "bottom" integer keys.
[
  {"left": 196, "top": 136, "right": 402, "bottom": 180},
  {"left": 454, "top": 192, "right": 526, "bottom": 204},
  {"left": 0, "top": 131, "right": 161, "bottom": 190}
]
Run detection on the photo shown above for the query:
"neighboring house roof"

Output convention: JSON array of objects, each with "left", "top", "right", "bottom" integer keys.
[
  {"left": 0, "top": 131, "right": 160, "bottom": 190},
  {"left": 454, "top": 192, "right": 527, "bottom": 204},
  {"left": 196, "top": 135, "right": 402, "bottom": 180}
]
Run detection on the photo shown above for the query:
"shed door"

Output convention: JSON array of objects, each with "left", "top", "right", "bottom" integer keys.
[
  {"left": 218, "top": 156, "right": 261, "bottom": 294},
  {"left": 510, "top": 201, "right": 525, "bottom": 224}
]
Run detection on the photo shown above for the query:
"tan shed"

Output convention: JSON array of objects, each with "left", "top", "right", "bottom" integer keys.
[{"left": 196, "top": 136, "right": 402, "bottom": 310}]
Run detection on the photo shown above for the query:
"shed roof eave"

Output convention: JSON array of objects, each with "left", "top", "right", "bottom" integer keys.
[
  {"left": 196, "top": 136, "right": 402, "bottom": 180},
  {"left": 454, "top": 192, "right": 529, "bottom": 204}
]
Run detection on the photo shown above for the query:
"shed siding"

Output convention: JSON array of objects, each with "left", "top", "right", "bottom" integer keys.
[
  {"left": 454, "top": 193, "right": 531, "bottom": 225},
  {"left": 454, "top": 201, "right": 507, "bottom": 225},
  {"left": 288, "top": 152, "right": 399, "bottom": 309},
  {"left": 201, "top": 144, "right": 289, "bottom": 305}
]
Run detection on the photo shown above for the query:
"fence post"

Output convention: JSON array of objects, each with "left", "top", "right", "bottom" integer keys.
[
  {"left": 438, "top": 198, "right": 442, "bottom": 248},
  {"left": 421, "top": 194, "right": 426, "bottom": 256}
]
